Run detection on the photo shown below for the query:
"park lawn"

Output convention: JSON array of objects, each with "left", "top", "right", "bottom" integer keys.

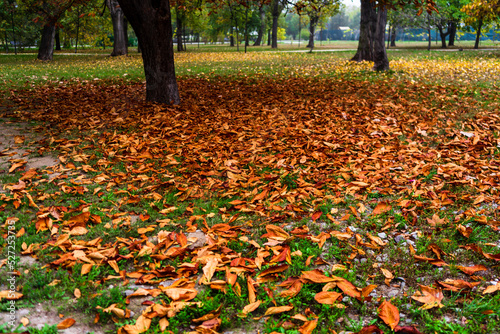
[{"left": 0, "top": 49, "right": 499, "bottom": 334}]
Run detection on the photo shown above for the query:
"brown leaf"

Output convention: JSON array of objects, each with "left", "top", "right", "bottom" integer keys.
[
  {"left": 394, "top": 325, "right": 424, "bottom": 334},
  {"left": 355, "top": 325, "right": 384, "bottom": 334},
  {"left": 378, "top": 300, "right": 400, "bottom": 330}
]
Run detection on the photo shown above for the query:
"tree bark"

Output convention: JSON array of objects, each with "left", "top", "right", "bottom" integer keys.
[
  {"left": 448, "top": 21, "right": 456, "bottom": 46},
  {"left": 390, "top": 26, "right": 396, "bottom": 47},
  {"left": 175, "top": 8, "right": 184, "bottom": 52},
  {"left": 306, "top": 15, "right": 318, "bottom": 49},
  {"left": 474, "top": 19, "right": 482, "bottom": 49},
  {"left": 107, "top": 0, "right": 128, "bottom": 56},
  {"left": 372, "top": 6, "right": 389, "bottom": 71},
  {"left": 37, "top": 23, "right": 56, "bottom": 61},
  {"left": 437, "top": 25, "right": 449, "bottom": 48},
  {"left": 351, "top": 0, "right": 376, "bottom": 62},
  {"left": 253, "top": 5, "right": 265, "bottom": 46},
  {"left": 267, "top": 29, "right": 271, "bottom": 45},
  {"left": 271, "top": 0, "right": 279, "bottom": 48},
  {"left": 55, "top": 28, "right": 61, "bottom": 50},
  {"left": 117, "top": 0, "right": 180, "bottom": 104}
]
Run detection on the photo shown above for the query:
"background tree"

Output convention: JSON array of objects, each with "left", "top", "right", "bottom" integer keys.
[
  {"left": 22, "top": 0, "right": 84, "bottom": 60},
  {"left": 106, "top": 0, "right": 127, "bottom": 55},
  {"left": 295, "top": 0, "right": 340, "bottom": 49},
  {"left": 461, "top": 0, "right": 500, "bottom": 48}
]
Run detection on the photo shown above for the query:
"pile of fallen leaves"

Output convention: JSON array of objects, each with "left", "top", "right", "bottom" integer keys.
[{"left": 1, "top": 75, "right": 500, "bottom": 333}]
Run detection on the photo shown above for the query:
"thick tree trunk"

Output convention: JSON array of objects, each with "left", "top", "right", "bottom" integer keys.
[
  {"left": 306, "top": 15, "right": 318, "bottom": 49},
  {"left": 37, "top": 23, "right": 56, "bottom": 61},
  {"left": 390, "top": 26, "right": 396, "bottom": 47},
  {"left": 55, "top": 28, "right": 61, "bottom": 50},
  {"left": 117, "top": 0, "right": 180, "bottom": 104},
  {"left": 271, "top": 0, "right": 279, "bottom": 49},
  {"left": 474, "top": 19, "right": 482, "bottom": 49},
  {"left": 448, "top": 22, "right": 456, "bottom": 46},
  {"left": 254, "top": 6, "right": 265, "bottom": 46},
  {"left": 107, "top": 0, "right": 128, "bottom": 56},
  {"left": 351, "top": 0, "right": 376, "bottom": 62},
  {"left": 372, "top": 6, "right": 389, "bottom": 71}
]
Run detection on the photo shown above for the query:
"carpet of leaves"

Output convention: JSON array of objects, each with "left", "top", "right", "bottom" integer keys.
[{"left": 2, "top": 72, "right": 500, "bottom": 334}]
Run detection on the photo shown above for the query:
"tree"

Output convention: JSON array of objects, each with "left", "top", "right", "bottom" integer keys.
[
  {"left": 295, "top": 0, "right": 340, "bottom": 49},
  {"left": 270, "top": 0, "right": 284, "bottom": 48},
  {"left": 461, "top": 0, "right": 500, "bottom": 49},
  {"left": 22, "top": 0, "right": 84, "bottom": 60},
  {"left": 253, "top": 1, "right": 266, "bottom": 45},
  {"left": 116, "top": 0, "right": 180, "bottom": 104},
  {"left": 353, "top": 0, "right": 437, "bottom": 71},
  {"left": 106, "top": 0, "right": 128, "bottom": 56},
  {"left": 351, "top": 0, "right": 377, "bottom": 62}
]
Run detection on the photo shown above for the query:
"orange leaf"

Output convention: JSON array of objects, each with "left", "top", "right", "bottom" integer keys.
[
  {"left": 456, "top": 265, "right": 487, "bottom": 275},
  {"left": 372, "top": 202, "right": 391, "bottom": 216},
  {"left": 264, "top": 305, "right": 293, "bottom": 315},
  {"left": 57, "top": 318, "right": 76, "bottom": 329},
  {"left": 314, "top": 291, "right": 342, "bottom": 305},
  {"left": 378, "top": 300, "right": 400, "bottom": 330},
  {"left": 299, "top": 319, "right": 318, "bottom": 334},
  {"left": 411, "top": 285, "right": 444, "bottom": 309},
  {"left": 301, "top": 270, "right": 339, "bottom": 283},
  {"left": 241, "top": 300, "right": 261, "bottom": 316}
]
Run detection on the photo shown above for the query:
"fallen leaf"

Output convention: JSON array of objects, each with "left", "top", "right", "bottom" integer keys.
[
  {"left": 378, "top": 300, "right": 400, "bottom": 330},
  {"left": 57, "top": 318, "right": 76, "bottom": 329},
  {"left": 264, "top": 305, "right": 294, "bottom": 315}
]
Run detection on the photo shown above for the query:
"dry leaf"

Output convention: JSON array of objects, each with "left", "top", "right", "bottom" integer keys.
[
  {"left": 378, "top": 300, "right": 400, "bottom": 330},
  {"left": 57, "top": 318, "right": 76, "bottom": 329}
]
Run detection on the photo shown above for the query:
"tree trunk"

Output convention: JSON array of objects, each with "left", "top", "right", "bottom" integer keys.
[
  {"left": 176, "top": 8, "right": 184, "bottom": 52},
  {"left": 448, "top": 22, "right": 456, "bottom": 46},
  {"left": 351, "top": 0, "right": 376, "bottom": 62},
  {"left": 117, "top": 0, "right": 180, "bottom": 104},
  {"left": 437, "top": 25, "right": 448, "bottom": 48},
  {"left": 372, "top": 6, "right": 389, "bottom": 71},
  {"left": 4, "top": 31, "right": 8, "bottom": 53},
  {"left": 271, "top": 0, "right": 279, "bottom": 49},
  {"left": 306, "top": 15, "right": 318, "bottom": 49},
  {"left": 474, "top": 19, "right": 482, "bottom": 49},
  {"left": 253, "top": 6, "right": 265, "bottom": 46},
  {"left": 55, "top": 28, "right": 61, "bottom": 50},
  {"left": 427, "top": 28, "right": 431, "bottom": 51},
  {"left": 267, "top": 29, "right": 271, "bottom": 46},
  {"left": 107, "top": 0, "right": 128, "bottom": 56},
  {"left": 37, "top": 23, "right": 56, "bottom": 61},
  {"left": 390, "top": 26, "right": 396, "bottom": 47}
]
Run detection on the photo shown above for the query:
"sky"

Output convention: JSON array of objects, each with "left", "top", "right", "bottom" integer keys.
[{"left": 342, "top": 0, "right": 361, "bottom": 8}]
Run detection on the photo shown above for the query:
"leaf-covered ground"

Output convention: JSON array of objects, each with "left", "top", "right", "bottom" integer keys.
[{"left": 1, "top": 51, "right": 500, "bottom": 334}]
